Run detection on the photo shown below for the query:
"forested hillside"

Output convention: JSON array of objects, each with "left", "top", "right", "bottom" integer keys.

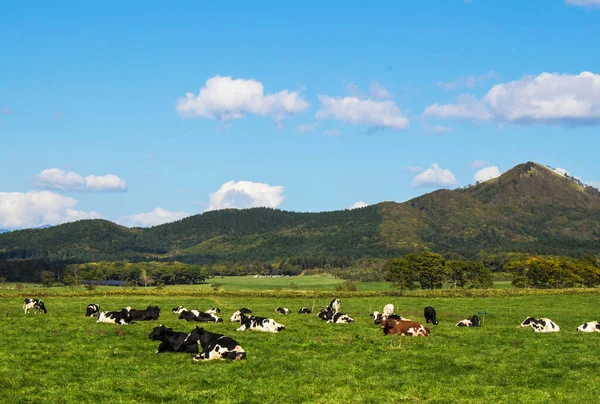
[{"left": 1, "top": 162, "right": 599, "bottom": 273}]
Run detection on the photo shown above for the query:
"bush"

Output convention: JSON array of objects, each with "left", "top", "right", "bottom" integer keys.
[
  {"left": 335, "top": 280, "right": 358, "bottom": 292},
  {"left": 15, "top": 283, "right": 24, "bottom": 290},
  {"left": 211, "top": 283, "right": 222, "bottom": 292}
]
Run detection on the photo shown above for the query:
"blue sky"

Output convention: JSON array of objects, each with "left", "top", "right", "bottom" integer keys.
[{"left": 1, "top": 0, "right": 600, "bottom": 228}]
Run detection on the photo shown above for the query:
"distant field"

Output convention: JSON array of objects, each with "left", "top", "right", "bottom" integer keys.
[{"left": 1, "top": 292, "right": 599, "bottom": 403}]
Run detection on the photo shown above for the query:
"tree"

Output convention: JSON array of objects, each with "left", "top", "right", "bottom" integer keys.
[
  {"left": 383, "top": 258, "right": 417, "bottom": 292},
  {"left": 61, "top": 264, "right": 81, "bottom": 286},
  {"left": 40, "top": 271, "right": 54, "bottom": 288},
  {"left": 139, "top": 269, "right": 154, "bottom": 289},
  {"left": 448, "top": 260, "right": 468, "bottom": 288},
  {"left": 410, "top": 252, "right": 447, "bottom": 290},
  {"left": 465, "top": 261, "right": 493, "bottom": 289}
]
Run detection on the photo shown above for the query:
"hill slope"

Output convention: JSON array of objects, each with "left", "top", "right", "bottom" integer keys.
[{"left": 1, "top": 162, "right": 599, "bottom": 263}]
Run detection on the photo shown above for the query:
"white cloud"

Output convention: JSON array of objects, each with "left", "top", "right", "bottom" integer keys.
[
  {"left": 424, "top": 72, "right": 600, "bottom": 126},
  {"left": 424, "top": 124, "right": 453, "bottom": 134},
  {"left": 437, "top": 71, "right": 498, "bottom": 90},
  {"left": 470, "top": 160, "right": 489, "bottom": 169},
  {"left": 410, "top": 163, "right": 457, "bottom": 188},
  {"left": 208, "top": 180, "right": 285, "bottom": 211},
  {"left": 348, "top": 201, "right": 369, "bottom": 210},
  {"left": 34, "top": 168, "right": 127, "bottom": 192},
  {"left": 553, "top": 167, "right": 569, "bottom": 176},
  {"left": 0, "top": 191, "right": 100, "bottom": 229},
  {"left": 473, "top": 166, "right": 502, "bottom": 183},
  {"left": 369, "top": 81, "right": 392, "bottom": 101},
  {"left": 316, "top": 95, "right": 409, "bottom": 130},
  {"left": 565, "top": 0, "right": 600, "bottom": 8},
  {"left": 585, "top": 180, "right": 600, "bottom": 188},
  {"left": 176, "top": 75, "right": 309, "bottom": 123},
  {"left": 296, "top": 123, "right": 318, "bottom": 133},
  {"left": 118, "top": 208, "right": 190, "bottom": 228}
]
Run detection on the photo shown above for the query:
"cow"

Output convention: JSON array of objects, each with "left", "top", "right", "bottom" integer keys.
[
  {"left": 206, "top": 307, "right": 221, "bottom": 315},
  {"left": 23, "top": 298, "right": 47, "bottom": 314},
  {"left": 128, "top": 305, "right": 161, "bottom": 321},
  {"left": 148, "top": 324, "right": 199, "bottom": 354},
  {"left": 577, "top": 321, "right": 600, "bottom": 332},
  {"left": 229, "top": 308, "right": 252, "bottom": 321},
  {"left": 371, "top": 312, "right": 405, "bottom": 324},
  {"left": 456, "top": 315, "right": 481, "bottom": 327},
  {"left": 86, "top": 303, "right": 100, "bottom": 317},
  {"left": 179, "top": 310, "right": 223, "bottom": 323},
  {"left": 275, "top": 307, "right": 291, "bottom": 314},
  {"left": 381, "top": 318, "right": 430, "bottom": 337},
  {"left": 230, "top": 311, "right": 285, "bottom": 333},
  {"left": 183, "top": 326, "right": 246, "bottom": 361},
  {"left": 172, "top": 306, "right": 200, "bottom": 317},
  {"left": 424, "top": 306, "right": 439, "bottom": 325},
  {"left": 298, "top": 307, "right": 312, "bottom": 314},
  {"left": 318, "top": 307, "right": 354, "bottom": 324},
  {"left": 329, "top": 299, "right": 341, "bottom": 313},
  {"left": 97, "top": 308, "right": 132, "bottom": 325},
  {"left": 382, "top": 304, "right": 394, "bottom": 317},
  {"left": 519, "top": 317, "right": 560, "bottom": 333}
]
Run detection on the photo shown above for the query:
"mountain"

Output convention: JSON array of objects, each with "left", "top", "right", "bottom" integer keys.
[{"left": 1, "top": 162, "right": 599, "bottom": 264}]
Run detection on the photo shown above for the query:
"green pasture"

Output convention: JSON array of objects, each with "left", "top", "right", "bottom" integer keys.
[{"left": 1, "top": 292, "right": 599, "bottom": 403}]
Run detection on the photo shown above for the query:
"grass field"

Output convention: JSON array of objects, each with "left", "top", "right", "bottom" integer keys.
[{"left": 1, "top": 289, "right": 600, "bottom": 403}]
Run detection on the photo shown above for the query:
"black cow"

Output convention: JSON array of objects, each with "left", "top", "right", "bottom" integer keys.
[
  {"left": 183, "top": 326, "right": 246, "bottom": 361},
  {"left": 23, "top": 298, "right": 47, "bottom": 314},
  {"left": 97, "top": 308, "right": 132, "bottom": 325},
  {"left": 424, "top": 306, "right": 439, "bottom": 325},
  {"left": 179, "top": 310, "right": 223, "bottom": 323},
  {"left": 128, "top": 305, "right": 161, "bottom": 321},
  {"left": 148, "top": 324, "right": 199, "bottom": 354},
  {"left": 86, "top": 304, "right": 100, "bottom": 317},
  {"left": 298, "top": 307, "right": 312, "bottom": 314}
]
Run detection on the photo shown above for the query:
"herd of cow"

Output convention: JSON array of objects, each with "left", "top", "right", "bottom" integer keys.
[{"left": 22, "top": 297, "right": 600, "bottom": 361}]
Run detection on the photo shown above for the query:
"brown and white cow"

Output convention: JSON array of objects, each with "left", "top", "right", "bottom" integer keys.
[{"left": 381, "top": 318, "right": 430, "bottom": 337}]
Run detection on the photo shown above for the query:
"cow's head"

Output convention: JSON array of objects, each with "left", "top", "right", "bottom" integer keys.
[
  {"left": 520, "top": 317, "right": 536, "bottom": 327},
  {"left": 37, "top": 300, "right": 48, "bottom": 314},
  {"left": 172, "top": 306, "right": 185, "bottom": 314},
  {"left": 149, "top": 324, "right": 171, "bottom": 340},
  {"left": 230, "top": 310, "right": 242, "bottom": 322}
]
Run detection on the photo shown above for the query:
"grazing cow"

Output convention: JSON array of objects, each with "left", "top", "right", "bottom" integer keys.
[
  {"left": 23, "top": 298, "right": 47, "bottom": 314},
  {"left": 231, "top": 311, "right": 285, "bottom": 333},
  {"left": 206, "top": 307, "right": 221, "bottom": 315},
  {"left": 183, "top": 326, "right": 246, "bottom": 361},
  {"left": 382, "top": 304, "right": 394, "bottom": 317},
  {"left": 148, "top": 324, "right": 199, "bottom": 354},
  {"left": 128, "top": 305, "right": 161, "bottom": 321},
  {"left": 97, "top": 308, "right": 132, "bottom": 325},
  {"left": 86, "top": 304, "right": 100, "bottom": 317},
  {"left": 371, "top": 312, "right": 405, "bottom": 324},
  {"left": 298, "top": 307, "right": 312, "bottom": 314},
  {"left": 275, "top": 307, "right": 291, "bottom": 314},
  {"left": 424, "top": 306, "right": 439, "bottom": 325},
  {"left": 329, "top": 299, "right": 341, "bottom": 313},
  {"left": 179, "top": 310, "right": 223, "bottom": 323},
  {"left": 172, "top": 306, "right": 201, "bottom": 317},
  {"left": 577, "top": 321, "right": 600, "bottom": 332},
  {"left": 229, "top": 308, "right": 252, "bottom": 321},
  {"left": 456, "top": 315, "right": 481, "bottom": 327},
  {"left": 519, "top": 317, "right": 560, "bottom": 333},
  {"left": 381, "top": 318, "right": 430, "bottom": 337}
]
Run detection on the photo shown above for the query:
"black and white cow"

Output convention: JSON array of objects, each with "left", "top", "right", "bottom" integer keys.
[
  {"left": 424, "top": 306, "right": 439, "bottom": 325},
  {"left": 519, "top": 317, "right": 560, "bottom": 333},
  {"left": 577, "top": 321, "right": 600, "bottom": 332},
  {"left": 329, "top": 299, "right": 341, "bottom": 313},
  {"left": 370, "top": 312, "right": 405, "bottom": 324},
  {"left": 148, "top": 324, "right": 199, "bottom": 354},
  {"left": 97, "top": 308, "right": 132, "bottom": 325},
  {"left": 128, "top": 305, "right": 161, "bottom": 321},
  {"left": 183, "top": 326, "right": 246, "bottom": 361},
  {"left": 206, "top": 307, "right": 221, "bottom": 315},
  {"left": 456, "top": 315, "right": 481, "bottom": 327},
  {"left": 229, "top": 308, "right": 252, "bottom": 321},
  {"left": 86, "top": 303, "right": 100, "bottom": 317},
  {"left": 179, "top": 310, "right": 223, "bottom": 323},
  {"left": 275, "top": 307, "right": 291, "bottom": 314},
  {"left": 23, "top": 298, "right": 47, "bottom": 314},
  {"left": 298, "top": 307, "right": 312, "bottom": 314},
  {"left": 318, "top": 307, "right": 354, "bottom": 324},
  {"left": 172, "top": 306, "right": 200, "bottom": 317},
  {"left": 230, "top": 311, "right": 285, "bottom": 333}
]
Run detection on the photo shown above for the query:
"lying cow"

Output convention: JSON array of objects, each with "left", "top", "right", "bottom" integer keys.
[
  {"left": 184, "top": 326, "right": 246, "bottom": 361},
  {"left": 128, "top": 305, "right": 161, "bottom": 321},
  {"left": 371, "top": 311, "right": 405, "bottom": 324},
  {"left": 424, "top": 306, "right": 439, "bottom": 325},
  {"left": 329, "top": 299, "right": 341, "bottom": 313},
  {"left": 179, "top": 310, "right": 223, "bottom": 323},
  {"left": 149, "top": 324, "right": 199, "bottom": 354},
  {"left": 229, "top": 308, "right": 252, "bottom": 321},
  {"left": 86, "top": 303, "right": 100, "bottom": 317},
  {"left": 318, "top": 307, "right": 354, "bottom": 324},
  {"left": 577, "top": 321, "right": 600, "bottom": 332},
  {"left": 298, "top": 307, "right": 312, "bottom": 314},
  {"left": 97, "top": 308, "right": 132, "bottom": 325},
  {"left": 206, "top": 307, "right": 221, "bottom": 315},
  {"left": 231, "top": 310, "right": 285, "bottom": 333},
  {"left": 172, "top": 306, "right": 200, "bottom": 317},
  {"left": 23, "top": 298, "right": 47, "bottom": 314},
  {"left": 381, "top": 318, "right": 430, "bottom": 337},
  {"left": 520, "top": 317, "right": 560, "bottom": 333},
  {"left": 456, "top": 315, "right": 481, "bottom": 327},
  {"left": 275, "top": 307, "right": 290, "bottom": 314}
]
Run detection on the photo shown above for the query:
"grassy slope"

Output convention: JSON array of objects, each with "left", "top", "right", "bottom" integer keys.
[{"left": 1, "top": 291, "right": 599, "bottom": 403}]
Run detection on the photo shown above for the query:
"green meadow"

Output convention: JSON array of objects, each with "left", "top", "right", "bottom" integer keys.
[{"left": 1, "top": 277, "right": 599, "bottom": 403}]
